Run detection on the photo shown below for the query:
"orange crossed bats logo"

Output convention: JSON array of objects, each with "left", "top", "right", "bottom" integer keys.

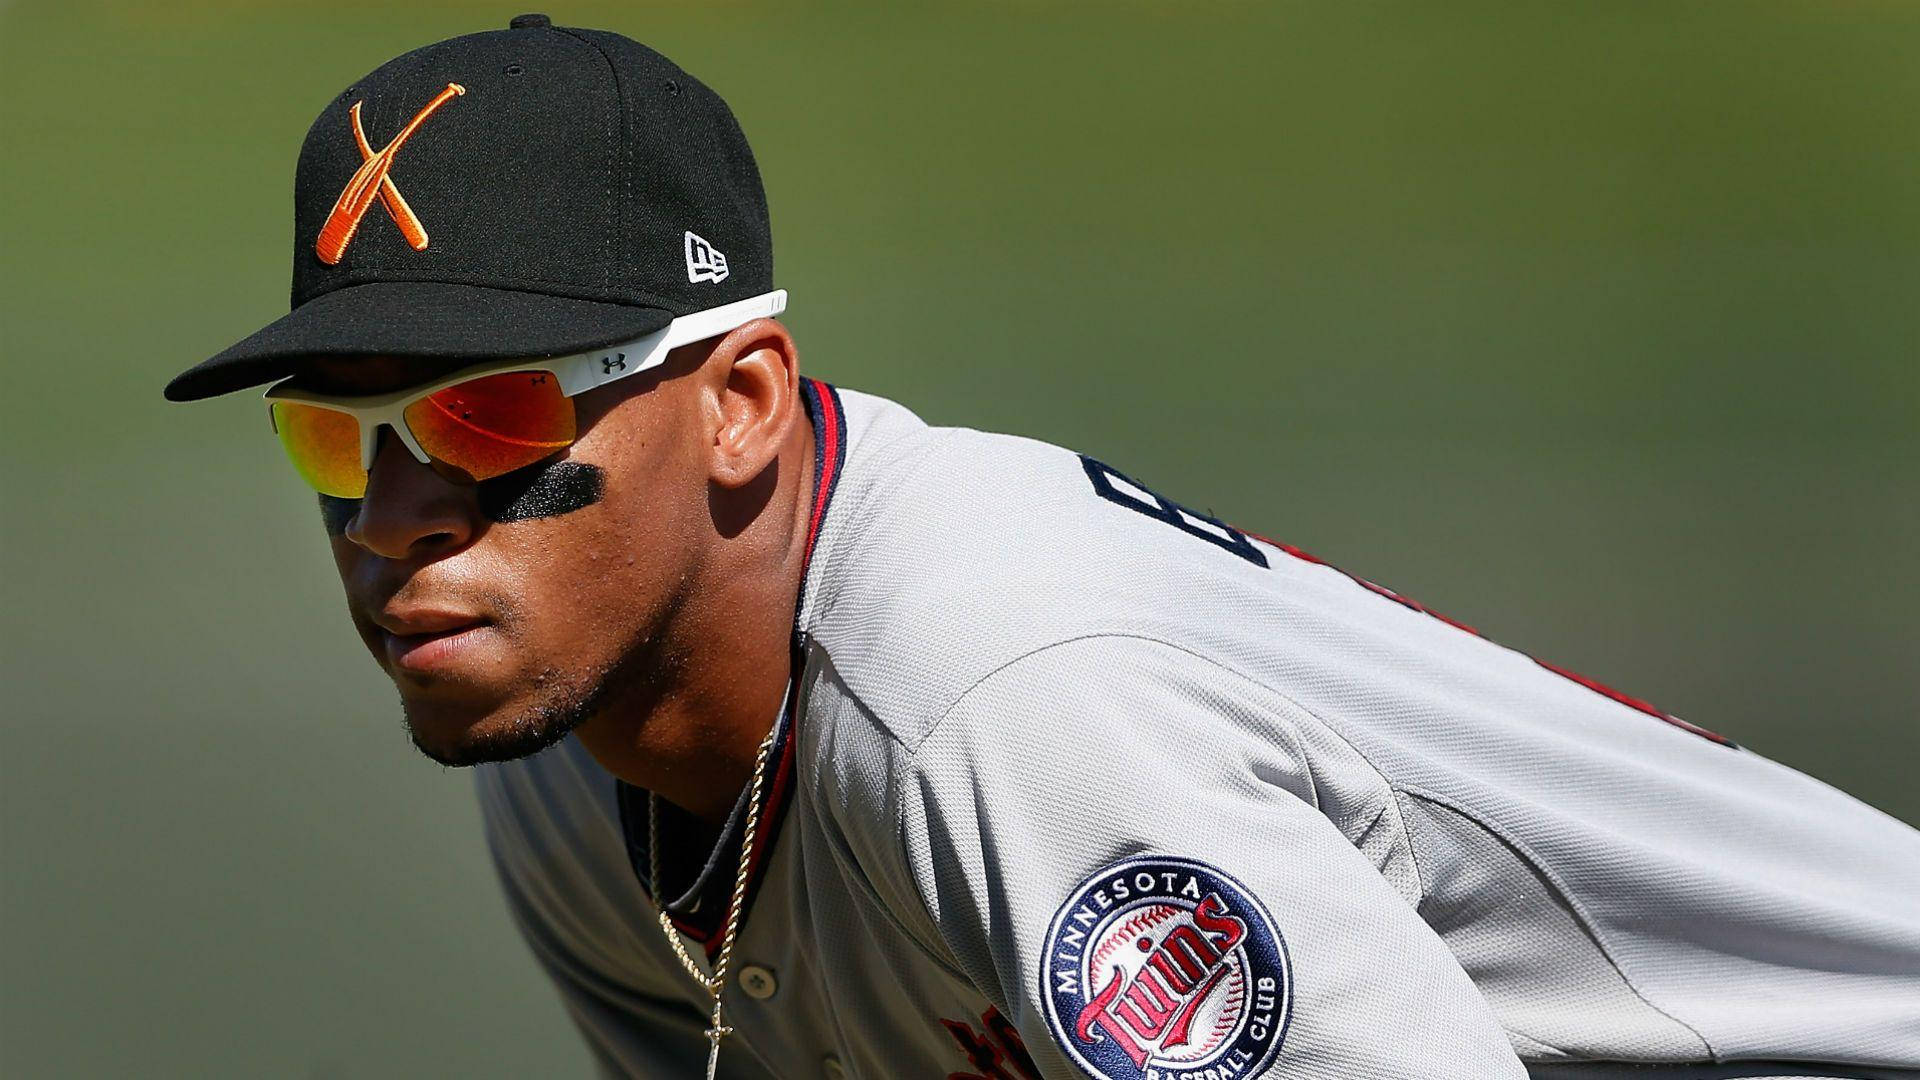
[{"left": 314, "top": 83, "right": 465, "bottom": 265}]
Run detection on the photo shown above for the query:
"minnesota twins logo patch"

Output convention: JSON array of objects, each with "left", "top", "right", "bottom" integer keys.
[{"left": 1040, "top": 857, "right": 1292, "bottom": 1080}]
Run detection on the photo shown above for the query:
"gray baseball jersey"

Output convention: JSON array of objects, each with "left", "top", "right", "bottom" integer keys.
[{"left": 476, "top": 381, "right": 1920, "bottom": 1080}]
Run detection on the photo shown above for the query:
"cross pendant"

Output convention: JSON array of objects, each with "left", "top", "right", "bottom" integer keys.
[{"left": 703, "top": 1018, "right": 733, "bottom": 1080}]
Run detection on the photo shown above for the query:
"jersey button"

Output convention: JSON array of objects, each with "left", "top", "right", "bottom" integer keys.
[
  {"left": 738, "top": 964, "right": 777, "bottom": 1000},
  {"left": 821, "top": 1055, "right": 848, "bottom": 1080}
]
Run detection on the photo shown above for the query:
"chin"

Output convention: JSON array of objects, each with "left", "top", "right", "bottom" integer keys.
[{"left": 401, "top": 692, "right": 590, "bottom": 767}]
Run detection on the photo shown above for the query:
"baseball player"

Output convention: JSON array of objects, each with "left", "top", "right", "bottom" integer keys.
[{"left": 165, "top": 16, "right": 1920, "bottom": 1080}]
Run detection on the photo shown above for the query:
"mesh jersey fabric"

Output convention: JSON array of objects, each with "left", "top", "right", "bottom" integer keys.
[{"left": 477, "top": 385, "right": 1920, "bottom": 1079}]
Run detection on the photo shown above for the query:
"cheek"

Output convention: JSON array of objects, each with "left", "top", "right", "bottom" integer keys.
[{"left": 502, "top": 460, "right": 699, "bottom": 642}]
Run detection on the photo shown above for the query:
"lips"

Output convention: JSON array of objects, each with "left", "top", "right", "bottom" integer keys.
[
  {"left": 373, "top": 608, "right": 494, "bottom": 676},
  {"left": 374, "top": 608, "right": 485, "bottom": 637}
]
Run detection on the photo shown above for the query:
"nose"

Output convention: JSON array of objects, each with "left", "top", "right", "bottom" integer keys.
[{"left": 343, "top": 428, "right": 477, "bottom": 560}]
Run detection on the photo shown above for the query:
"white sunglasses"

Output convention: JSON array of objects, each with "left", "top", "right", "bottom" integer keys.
[{"left": 264, "top": 290, "right": 786, "bottom": 496}]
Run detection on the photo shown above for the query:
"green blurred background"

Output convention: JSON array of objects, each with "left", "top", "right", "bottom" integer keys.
[{"left": 3, "top": 1, "right": 1915, "bottom": 1075}]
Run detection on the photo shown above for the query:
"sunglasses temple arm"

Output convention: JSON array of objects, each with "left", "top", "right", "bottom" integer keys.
[
  {"left": 549, "top": 290, "right": 787, "bottom": 396},
  {"left": 552, "top": 331, "right": 672, "bottom": 397}
]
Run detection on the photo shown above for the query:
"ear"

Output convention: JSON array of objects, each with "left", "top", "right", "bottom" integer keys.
[{"left": 702, "top": 318, "right": 800, "bottom": 489}]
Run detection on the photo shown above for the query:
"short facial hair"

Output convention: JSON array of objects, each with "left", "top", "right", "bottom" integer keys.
[{"left": 402, "top": 619, "right": 683, "bottom": 767}]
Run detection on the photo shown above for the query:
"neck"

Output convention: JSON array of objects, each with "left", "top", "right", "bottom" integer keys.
[{"left": 574, "top": 415, "right": 817, "bottom": 824}]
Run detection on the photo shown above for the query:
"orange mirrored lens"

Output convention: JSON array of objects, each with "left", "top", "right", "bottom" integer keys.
[
  {"left": 403, "top": 371, "right": 576, "bottom": 482},
  {"left": 271, "top": 401, "right": 367, "bottom": 498}
]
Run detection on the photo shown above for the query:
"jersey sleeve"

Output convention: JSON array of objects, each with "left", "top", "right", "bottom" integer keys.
[{"left": 895, "top": 634, "right": 1527, "bottom": 1080}]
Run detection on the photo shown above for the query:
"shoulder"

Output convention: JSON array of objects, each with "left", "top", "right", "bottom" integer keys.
[{"left": 801, "top": 387, "right": 1287, "bottom": 752}]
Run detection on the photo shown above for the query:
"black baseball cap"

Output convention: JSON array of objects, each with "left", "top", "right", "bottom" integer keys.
[{"left": 165, "top": 14, "right": 772, "bottom": 402}]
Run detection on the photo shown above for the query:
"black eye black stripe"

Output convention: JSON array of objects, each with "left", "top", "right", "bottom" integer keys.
[
  {"left": 477, "top": 461, "right": 604, "bottom": 523},
  {"left": 315, "top": 460, "right": 606, "bottom": 533}
]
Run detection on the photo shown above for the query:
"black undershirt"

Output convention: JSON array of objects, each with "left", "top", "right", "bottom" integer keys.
[{"left": 615, "top": 699, "right": 791, "bottom": 933}]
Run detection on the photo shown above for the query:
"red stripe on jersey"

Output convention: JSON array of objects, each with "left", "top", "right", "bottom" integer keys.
[
  {"left": 1242, "top": 530, "right": 1733, "bottom": 749},
  {"left": 1531, "top": 657, "right": 1737, "bottom": 747},
  {"left": 1244, "top": 530, "right": 1482, "bottom": 637},
  {"left": 803, "top": 378, "right": 843, "bottom": 561}
]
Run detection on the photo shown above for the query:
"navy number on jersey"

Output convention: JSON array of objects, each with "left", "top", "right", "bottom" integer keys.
[{"left": 1080, "top": 456, "right": 1269, "bottom": 568}]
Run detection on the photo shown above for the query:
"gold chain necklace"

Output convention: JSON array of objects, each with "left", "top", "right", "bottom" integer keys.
[{"left": 647, "top": 718, "right": 782, "bottom": 1080}]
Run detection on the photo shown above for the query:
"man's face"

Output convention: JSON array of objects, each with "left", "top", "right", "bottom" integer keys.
[{"left": 310, "top": 350, "right": 711, "bottom": 765}]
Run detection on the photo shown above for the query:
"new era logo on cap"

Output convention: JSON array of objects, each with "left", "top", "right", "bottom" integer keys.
[{"left": 685, "top": 231, "right": 729, "bottom": 283}]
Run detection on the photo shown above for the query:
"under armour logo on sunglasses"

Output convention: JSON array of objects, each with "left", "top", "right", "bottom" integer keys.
[{"left": 315, "top": 83, "right": 465, "bottom": 265}]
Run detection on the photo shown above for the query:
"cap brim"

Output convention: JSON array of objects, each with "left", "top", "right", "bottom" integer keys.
[{"left": 164, "top": 281, "right": 676, "bottom": 402}]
